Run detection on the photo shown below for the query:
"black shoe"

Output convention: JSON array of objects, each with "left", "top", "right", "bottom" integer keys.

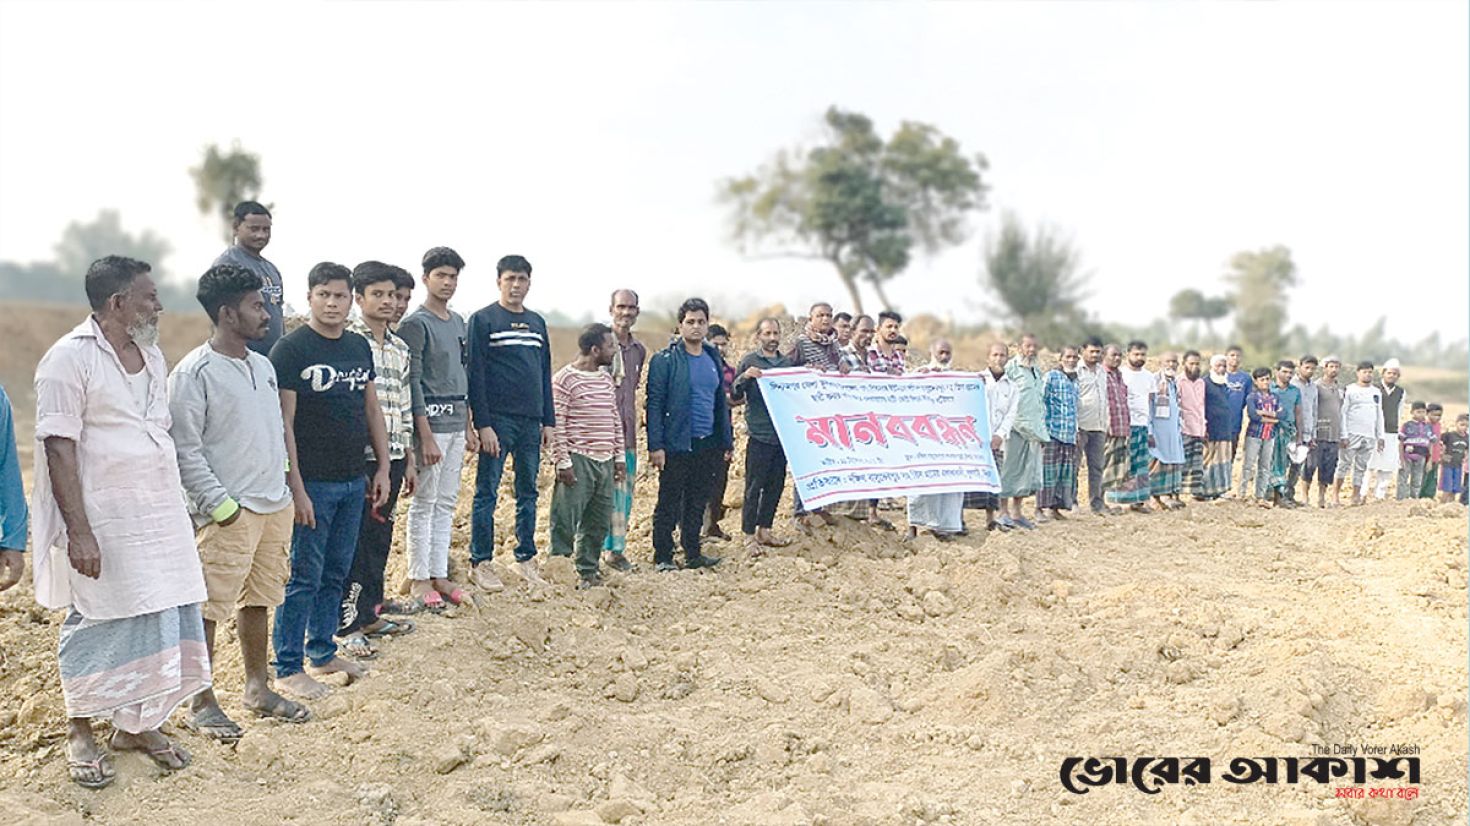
[
  {"left": 655, "top": 561, "right": 678, "bottom": 573},
  {"left": 686, "top": 554, "right": 722, "bottom": 569},
  {"left": 576, "top": 574, "right": 604, "bottom": 590},
  {"left": 603, "top": 553, "right": 633, "bottom": 573}
]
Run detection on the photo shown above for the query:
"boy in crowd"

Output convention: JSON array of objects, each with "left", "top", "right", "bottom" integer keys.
[
  {"left": 549, "top": 324, "right": 626, "bottom": 589},
  {"left": 270, "top": 263, "right": 391, "bottom": 700},
  {"left": 170, "top": 264, "right": 306, "bottom": 739},
  {"left": 1419, "top": 403, "right": 1444, "bottom": 498},
  {"left": 399, "top": 247, "right": 476, "bottom": 608},
  {"left": 1338, "top": 361, "right": 1385, "bottom": 506},
  {"left": 1440, "top": 414, "right": 1469, "bottom": 503},
  {"left": 1398, "top": 401, "right": 1433, "bottom": 501},
  {"left": 1240, "top": 367, "right": 1279, "bottom": 504},
  {"left": 337, "top": 262, "right": 418, "bottom": 659}
]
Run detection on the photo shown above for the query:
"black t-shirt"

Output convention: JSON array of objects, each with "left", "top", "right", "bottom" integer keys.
[
  {"left": 1442, "top": 431, "right": 1468, "bottom": 469},
  {"left": 270, "top": 325, "right": 376, "bottom": 481}
]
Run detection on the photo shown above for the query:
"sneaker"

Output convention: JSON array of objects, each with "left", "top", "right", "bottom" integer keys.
[
  {"left": 471, "top": 561, "right": 504, "bottom": 592},
  {"left": 655, "top": 561, "right": 678, "bottom": 573},
  {"left": 516, "top": 558, "right": 547, "bottom": 586},
  {"left": 603, "top": 552, "right": 633, "bottom": 573},
  {"left": 686, "top": 554, "right": 722, "bottom": 569},
  {"left": 576, "top": 573, "right": 604, "bottom": 590}
]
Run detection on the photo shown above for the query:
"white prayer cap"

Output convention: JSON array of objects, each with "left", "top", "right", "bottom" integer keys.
[
  {"left": 1383, "top": 358, "right": 1401, "bottom": 371},
  {"left": 1322, "top": 354, "right": 1340, "bottom": 364},
  {"left": 1209, "top": 353, "right": 1227, "bottom": 367}
]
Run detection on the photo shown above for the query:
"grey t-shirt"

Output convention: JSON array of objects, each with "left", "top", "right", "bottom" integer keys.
[
  {"left": 214, "top": 245, "right": 284, "bottom": 355},
  {"left": 1314, "top": 379, "right": 1344, "bottom": 442},
  {"left": 397, "top": 305, "right": 469, "bottom": 433}
]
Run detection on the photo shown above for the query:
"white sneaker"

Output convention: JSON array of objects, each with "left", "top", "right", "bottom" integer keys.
[
  {"left": 471, "top": 561, "right": 504, "bottom": 592},
  {"left": 516, "top": 558, "right": 547, "bottom": 586}
]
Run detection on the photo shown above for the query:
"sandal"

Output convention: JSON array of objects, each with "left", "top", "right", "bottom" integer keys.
[
  {"left": 109, "top": 732, "right": 190, "bottom": 772},
  {"left": 67, "top": 751, "right": 114, "bottom": 790},
  {"left": 379, "top": 597, "right": 423, "bottom": 616},
  {"left": 364, "top": 618, "right": 415, "bottom": 639},
  {"left": 419, "top": 590, "right": 446, "bottom": 613},
  {"left": 338, "top": 632, "right": 378, "bottom": 660},
  {"left": 759, "top": 536, "right": 793, "bottom": 548},
  {"left": 441, "top": 587, "right": 469, "bottom": 606},
  {"left": 183, "top": 706, "right": 244, "bottom": 744},
  {"left": 867, "top": 517, "right": 897, "bottom": 532}
]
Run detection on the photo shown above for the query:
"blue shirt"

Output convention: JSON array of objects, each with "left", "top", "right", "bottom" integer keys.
[
  {"left": 687, "top": 350, "right": 720, "bottom": 439},
  {"left": 1271, "top": 382, "right": 1302, "bottom": 440},
  {"left": 0, "top": 383, "right": 27, "bottom": 551},
  {"left": 1225, "top": 370, "right": 1251, "bottom": 439},
  {"left": 1042, "top": 369, "right": 1079, "bottom": 444}
]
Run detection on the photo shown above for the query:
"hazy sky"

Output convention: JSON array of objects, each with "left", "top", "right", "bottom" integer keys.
[{"left": 1, "top": 1, "right": 1465, "bottom": 343}]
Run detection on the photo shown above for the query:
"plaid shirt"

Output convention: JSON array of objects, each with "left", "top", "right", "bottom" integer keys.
[
  {"left": 1104, "top": 367, "right": 1131, "bottom": 437},
  {"left": 867, "top": 344, "right": 905, "bottom": 376},
  {"left": 351, "top": 317, "right": 414, "bottom": 461},
  {"left": 1043, "top": 369, "right": 1079, "bottom": 444},
  {"left": 839, "top": 343, "right": 872, "bottom": 373}
]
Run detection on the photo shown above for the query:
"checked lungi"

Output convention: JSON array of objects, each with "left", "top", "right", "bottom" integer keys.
[
  {"left": 1200, "top": 439, "right": 1233, "bottom": 499},
  {"left": 1105, "top": 426, "right": 1152, "bottom": 506},
  {"left": 1037, "top": 441, "right": 1077, "bottom": 511},
  {"left": 1181, "top": 436, "right": 1207, "bottom": 497}
]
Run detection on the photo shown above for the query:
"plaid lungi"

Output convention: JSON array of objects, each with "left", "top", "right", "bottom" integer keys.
[
  {"left": 603, "top": 449, "right": 637, "bottom": 554},
  {"left": 1037, "top": 441, "right": 1077, "bottom": 510},
  {"left": 1201, "top": 439, "right": 1233, "bottom": 498},
  {"left": 964, "top": 446, "right": 1003, "bottom": 510},
  {"left": 1149, "top": 460, "right": 1182, "bottom": 496},
  {"left": 1182, "top": 436, "right": 1206, "bottom": 497},
  {"left": 1105, "top": 426, "right": 1152, "bottom": 506}
]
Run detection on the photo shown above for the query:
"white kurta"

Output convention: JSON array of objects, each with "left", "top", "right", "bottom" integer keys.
[{"left": 32, "top": 317, "right": 206, "bottom": 620}]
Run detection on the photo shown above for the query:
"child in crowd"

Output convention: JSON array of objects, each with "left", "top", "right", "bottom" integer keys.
[
  {"left": 1419, "top": 403, "right": 1444, "bottom": 498},
  {"left": 1240, "top": 367, "right": 1279, "bottom": 504},
  {"left": 1399, "top": 401, "right": 1433, "bottom": 500},
  {"left": 1440, "top": 413, "right": 1469, "bottom": 503}
]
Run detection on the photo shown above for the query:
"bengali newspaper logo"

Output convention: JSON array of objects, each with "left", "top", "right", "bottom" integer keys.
[{"left": 1058, "top": 755, "right": 1420, "bottom": 798}]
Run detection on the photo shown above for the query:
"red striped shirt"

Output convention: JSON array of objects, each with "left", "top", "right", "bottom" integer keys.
[{"left": 551, "top": 366, "right": 624, "bottom": 467}]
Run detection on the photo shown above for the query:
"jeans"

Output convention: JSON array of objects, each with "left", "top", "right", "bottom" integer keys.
[
  {"left": 1399, "top": 457, "right": 1426, "bottom": 501},
  {"left": 549, "top": 454, "right": 616, "bottom": 577},
  {"left": 1078, "top": 429, "right": 1108, "bottom": 511},
  {"left": 273, "top": 476, "right": 365, "bottom": 677},
  {"left": 471, "top": 413, "right": 543, "bottom": 564},
  {"left": 1239, "top": 436, "right": 1275, "bottom": 500},
  {"left": 742, "top": 438, "right": 787, "bottom": 534},
  {"left": 405, "top": 431, "right": 465, "bottom": 580},
  {"left": 340, "top": 459, "right": 406, "bottom": 635},
  {"left": 652, "top": 435, "right": 722, "bottom": 565}
]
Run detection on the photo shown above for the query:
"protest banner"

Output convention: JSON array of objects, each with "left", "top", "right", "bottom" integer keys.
[{"left": 756, "top": 368, "right": 1001, "bottom": 509}]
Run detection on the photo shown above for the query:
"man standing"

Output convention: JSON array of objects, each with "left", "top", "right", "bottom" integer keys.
[
  {"left": 338, "top": 262, "right": 418, "bottom": 658},
  {"left": 170, "top": 264, "right": 308, "bottom": 743},
  {"left": 1224, "top": 344, "right": 1251, "bottom": 483},
  {"left": 1338, "top": 361, "right": 1385, "bottom": 506},
  {"left": 34, "top": 257, "right": 209, "bottom": 788},
  {"left": 1367, "top": 359, "right": 1407, "bottom": 499},
  {"left": 731, "top": 318, "right": 793, "bottom": 554},
  {"left": 1038, "top": 345, "right": 1080, "bottom": 519},
  {"left": 923, "top": 339, "right": 954, "bottom": 371},
  {"left": 839, "top": 315, "right": 876, "bottom": 374},
  {"left": 646, "top": 298, "right": 731, "bottom": 572},
  {"left": 270, "top": 263, "right": 390, "bottom": 700},
  {"left": 1265, "top": 360, "right": 1305, "bottom": 507},
  {"left": 1310, "top": 356, "right": 1344, "bottom": 507},
  {"left": 399, "top": 247, "right": 476, "bottom": 607},
  {"left": 213, "top": 201, "right": 283, "bottom": 356},
  {"left": 869, "top": 311, "right": 906, "bottom": 376},
  {"left": 1201, "top": 354, "right": 1237, "bottom": 499},
  {"left": 1001, "top": 334, "right": 1050, "bottom": 528},
  {"left": 966, "top": 343, "right": 1014, "bottom": 530},
  {"left": 549, "top": 324, "right": 626, "bottom": 589},
  {"left": 703, "top": 324, "right": 739, "bottom": 543},
  {"left": 833, "top": 312, "right": 854, "bottom": 349},
  {"left": 1106, "top": 341, "right": 1155, "bottom": 512},
  {"left": 1098, "top": 344, "right": 1133, "bottom": 513},
  {"left": 1074, "top": 337, "right": 1110, "bottom": 515},
  {"left": 603, "top": 289, "right": 646, "bottom": 571},
  {"left": 788, "top": 302, "right": 843, "bottom": 371},
  {"left": 468, "top": 255, "right": 555, "bottom": 588},
  {"left": 0, "top": 382, "right": 24, "bottom": 591},
  {"left": 1148, "top": 352, "right": 1186, "bottom": 510},
  {"left": 1178, "top": 351, "right": 1208, "bottom": 500},
  {"left": 1283, "top": 356, "right": 1319, "bottom": 504}
]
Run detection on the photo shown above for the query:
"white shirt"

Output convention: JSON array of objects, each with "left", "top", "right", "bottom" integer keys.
[
  {"left": 1341, "top": 384, "right": 1386, "bottom": 441},
  {"left": 984, "top": 369, "right": 1017, "bottom": 441},
  {"left": 1075, "top": 361, "right": 1109, "bottom": 432},
  {"left": 31, "top": 317, "right": 206, "bottom": 620},
  {"left": 1122, "top": 366, "right": 1156, "bottom": 428}
]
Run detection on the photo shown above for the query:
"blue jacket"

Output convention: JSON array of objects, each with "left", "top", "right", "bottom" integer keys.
[{"left": 646, "top": 340, "right": 733, "bottom": 454}]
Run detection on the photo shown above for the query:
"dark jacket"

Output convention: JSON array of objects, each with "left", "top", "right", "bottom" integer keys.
[
  {"left": 646, "top": 340, "right": 733, "bottom": 454},
  {"left": 1204, "top": 378, "right": 1240, "bottom": 442},
  {"left": 730, "top": 350, "right": 791, "bottom": 445}
]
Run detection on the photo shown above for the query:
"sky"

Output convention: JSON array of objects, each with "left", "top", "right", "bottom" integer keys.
[{"left": 1, "top": 1, "right": 1466, "bottom": 344}]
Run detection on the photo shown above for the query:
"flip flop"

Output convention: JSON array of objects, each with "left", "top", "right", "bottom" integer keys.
[
  {"left": 338, "top": 632, "right": 379, "bottom": 660},
  {"left": 420, "top": 590, "right": 446, "bottom": 613},
  {"left": 758, "top": 536, "right": 793, "bottom": 548},
  {"left": 109, "top": 732, "right": 190, "bottom": 772},
  {"left": 364, "top": 618, "right": 415, "bottom": 639},
  {"left": 68, "top": 754, "right": 115, "bottom": 790},
  {"left": 441, "top": 588, "right": 469, "bottom": 606},
  {"left": 378, "top": 597, "right": 424, "bottom": 616},
  {"left": 247, "top": 693, "right": 313, "bottom": 723},
  {"left": 183, "top": 707, "right": 244, "bottom": 744}
]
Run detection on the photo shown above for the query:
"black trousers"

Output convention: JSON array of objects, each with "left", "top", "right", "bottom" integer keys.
[
  {"left": 652, "top": 436, "right": 722, "bottom": 565},
  {"left": 742, "top": 438, "right": 787, "bottom": 534},
  {"left": 339, "top": 458, "right": 406, "bottom": 635},
  {"left": 706, "top": 454, "right": 732, "bottom": 527}
]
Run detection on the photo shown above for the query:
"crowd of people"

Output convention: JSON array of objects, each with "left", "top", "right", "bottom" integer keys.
[{"left": 0, "top": 200, "right": 1462, "bottom": 791}]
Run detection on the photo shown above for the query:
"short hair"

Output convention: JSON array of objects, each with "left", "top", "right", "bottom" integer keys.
[
  {"left": 496, "top": 254, "right": 532, "bottom": 278},
  {"left": 1276, "top": 359, "right": 1296, "bottom": 370},
  {"left": 878, "top": 310, "right": 903, "bottom": 326},
  {"left": 307, "top": 261, "right": 352, "bottom": 290},
  {"left": 809, "top": 302, "right": 832, "bottom": 315},
  {"left": 196, "top": 263, "right": 263, "bottom": 323},
  {"left": 833, "top": 312, "right": 853, "bottom": 324},
  {"left": 1357, "top": 360, "right": 1375, "bottom": 371},
  {"left": 1083, "top": 336, "right": 1105, "bottom": 349},
  {"left": 1060, "top": 344, "right": 1079, "bottom": 355},
  {"left": 578, "top": 322, "right": 612, "bottom": 354},
  {"left": 1126, "top": 340, "right": 1148, "bottom": 352},
  {"left": 1251, "top": 367, "right": 1272, "bottom": 380},
  {"left": 1299, "top": 354, "right": 1318, "bottom": 366},
  {"left": 1410, "top": 400, "right": 1427, "bottom": 411},
  {"left": 756, "top": 317, "right": 781, "bottom": 333},
  {"left": 677, "top": 297, "right": 710, "bottom": 322},
  {"left": 421, "top": 246, "right": 464, "bottom": 275},
  {"left": 1457, "top": 413, "right": 1469, "bottom": 423},
  {"left": 1427, "top": 402, "right": 1443, "bottom": 413},
  {"left": 1019, "top": 331, "right": 1037, "bottom": 342},
  {"left": 1183, "top": 349, "right": 1202, "bottom": 361},
  {"left": 84, "top": 256, "right": 152, "bottom": 311},
  {"left": 610, "top": 288, "right": 639, "bottom": 306},
  {"left": 1226, "top": 344, "right": 1244, "bottom": 354},
  {"left": 351, "top": 261, "right": 401, "bottom": 295},
  {"left": 232, "top": 201, "right": 271, "bottom": 226},
  {"left": 853, "top": 314, "right": 875, "bottom": 328},
  {"left": 708, "top": 323, "right": 729, "bottom": 339},
  {"left": 391, "top": 268, "right": 415, "bottom": 291},
  {"left": 893, "top": 335, "right": 908, "bottom": 346}
]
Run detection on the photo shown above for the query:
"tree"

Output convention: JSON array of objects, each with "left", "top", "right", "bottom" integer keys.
[
  {"left": 1168, "top": 288, "right": 1233, "bottom": 343},
  {"left": 1224, "top": 245, "right": 1297, "bottom": 357},
  {"left": 190, "top": 142, "right": 266, "bottom": 243},
  {"left": 981, "top": 211, "right": 1088, "bottom": 342},
  {"left": 54, "top": 210, "right": 173, "bottom": 283},
  {"left": 720, "top": 106, "right": 988, "bottom": 313}
]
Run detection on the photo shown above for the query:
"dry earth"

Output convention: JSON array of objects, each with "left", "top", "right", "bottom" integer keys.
[{"left": 0, "top": 302, "right": 1466, "bottom": 825}]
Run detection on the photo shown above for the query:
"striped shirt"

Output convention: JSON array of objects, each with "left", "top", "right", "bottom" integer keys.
[
  {"left": 1104, "top": 368, "right": 1131, "bottom": 438},
  {"left": 1042, "top": 369, "right": 1079, "bottom": 444},
  {"left": 867, "top": 344, "right": 905, "bottom": 376},
  {"left": 551, "top": 365, "right": 625, "bottom": 467},
  {"left": 787, "top": 331, "right": 842, "bottom": 371},
  {"left": 839, "top": 343, "right": 871, "bottom": 373},
  {"left": 350, "top": 317, "right": 413, "bottom": 461}
]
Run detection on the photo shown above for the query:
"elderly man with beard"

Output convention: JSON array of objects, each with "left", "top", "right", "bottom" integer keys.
[
  {"left": 999, "top": 334, "right": 1050, "bottom": 528},
  {"left": 602, "top": 289, "right": 647, "bottom": 571},
  {"left": 1147, "top": 351, "right": 1187, "bottom": 510},
  {"left": 786, "top": 302, "right": 844, "bottom": 531},
  {"left": 1037, "top": 345, "right": 1080, "bottom": 520},
  {"left": 1177, "top": 351, "right": 1208, "bottom": 500},
  {"left": 1105, "top": 341, "right": 1155, "bottom": 512},
  {"left": 34, "top": 256, "right": 211, "bottom": 789},
  {"left": 1363, "top": 359, "right": 1406, "bottom": 500}
]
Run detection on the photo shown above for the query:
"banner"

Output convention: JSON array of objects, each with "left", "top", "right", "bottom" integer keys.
[{"left": 756, "top": 368, "right": 1000, "bottom": 509}]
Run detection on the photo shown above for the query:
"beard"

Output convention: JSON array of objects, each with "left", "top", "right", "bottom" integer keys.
[{"left": 128, "top": 317, "right": 160, "bottom": 347}]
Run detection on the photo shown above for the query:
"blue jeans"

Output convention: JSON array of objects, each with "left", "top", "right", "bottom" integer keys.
[
  {"left": 273, "top": 477, "right": 365, "bottom": 678},
  {"left": 471, "top": 413, "right": 542, "bottom": 564}
]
